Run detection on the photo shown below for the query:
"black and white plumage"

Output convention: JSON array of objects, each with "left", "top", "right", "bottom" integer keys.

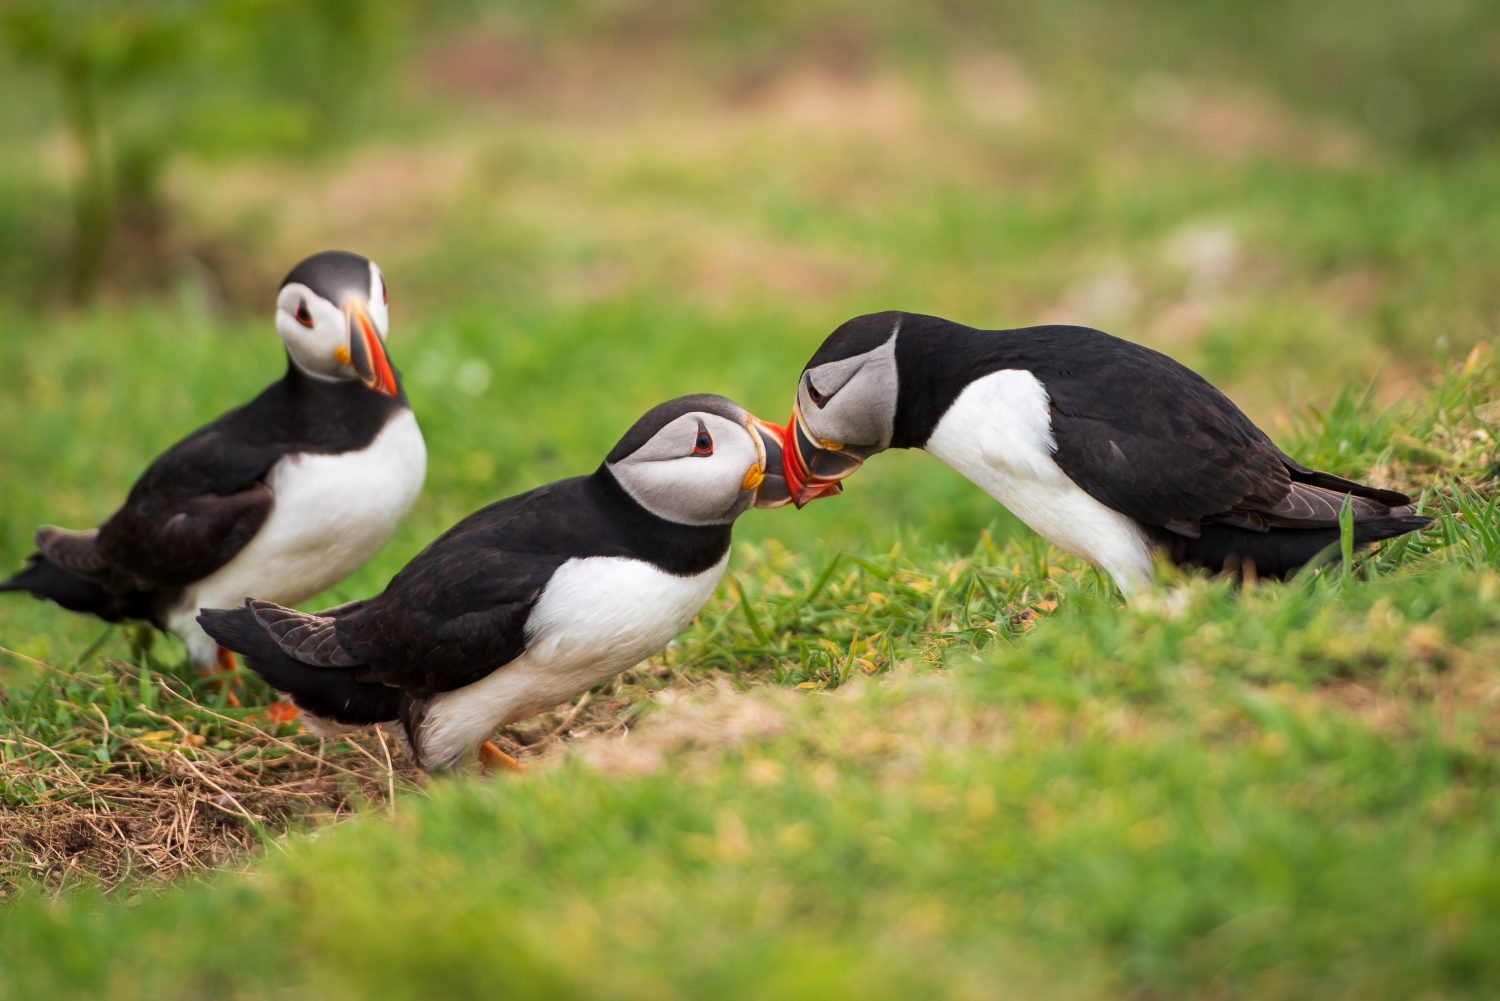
[
  {"left": 1, "top": 251, "right": 425, "bottom": 667},
  {"left": 197, "top": 395, "right": 786, "bottom": 771},
  {"left": 782, "top": 311, "right": 1431, "bottom": 592}
]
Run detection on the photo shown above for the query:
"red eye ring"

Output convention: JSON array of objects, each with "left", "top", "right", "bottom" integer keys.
[
  {"left": 294, "top": 301, "right": 314, "bottom": 328},
  {"left": 692, "top": 428, "right": 713, "bottom": 455},
  {"left": 807, "top": 378, "right": 828, "bottom": 408},
  {"left": 382, "top": 281, "right": 388, "bottom": 305}
]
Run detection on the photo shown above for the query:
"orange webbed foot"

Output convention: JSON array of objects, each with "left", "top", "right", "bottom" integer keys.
[{"left": 479, "top": 740, "right": 527, "bottom": 773}]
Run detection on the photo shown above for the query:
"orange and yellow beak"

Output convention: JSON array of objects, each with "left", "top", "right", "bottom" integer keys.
[
  {"left": 343, "top": 299, "right": 398, "bottom": 397},
  {"left": 782, "top": 401, "right": 861, "bottom": 508},
  {"left": 747, "top": 415, "right": 795, "bottom": 508}
]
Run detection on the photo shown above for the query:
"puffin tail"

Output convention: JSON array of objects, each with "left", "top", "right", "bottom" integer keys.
[
  {"left": 1154, "top": 514, "right": 1433, "bottom": 580},
  {"left": 0, "top": 553, "right": 144, "bottom": 623},
  {"left": 197, "top": 601, "right": 400, "bottom": 725}
]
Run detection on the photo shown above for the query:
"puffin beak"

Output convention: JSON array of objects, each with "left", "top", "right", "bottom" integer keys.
[
  {"left": 747, "top": 415, "right": 793, "bottom": 509},
  {"left": 345, "top": 299, "right": 398, "bottom": 397},
  {"left": 784, "top": 401, "right": 858, "bottom": 509}
]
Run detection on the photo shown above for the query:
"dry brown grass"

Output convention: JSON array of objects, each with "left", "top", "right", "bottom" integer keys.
[
  {"left": 0, "top": 687, "right": 422, "bottom": 896},
  {"left": 0, "top": 651, "right": 712, "bottom": 896}
]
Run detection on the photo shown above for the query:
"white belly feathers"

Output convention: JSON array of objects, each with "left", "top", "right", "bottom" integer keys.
[
  {"left": 415, "top": 552, "right": 730, "bottom": 769},
  {"left": 170, "top": 409, "right": 426, "bottom": 665},
  {"left": 923, "top": 369, "right": 1153, "bottom": 594}
]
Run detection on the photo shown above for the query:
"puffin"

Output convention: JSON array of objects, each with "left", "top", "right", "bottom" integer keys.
[
  {"left": 197, "top": 394, "right": 788, "bottom": 771},
  {"left": 780, "top": 311, "right": 1430, "bottom": 592},
  {"left": 1, "top": 250, "right": 426, "bottom": 673}
]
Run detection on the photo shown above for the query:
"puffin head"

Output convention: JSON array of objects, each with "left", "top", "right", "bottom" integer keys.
[
  {"left": 276, "top": 250, "right": 398, "bottom": 396},
  {"left": 783, "top": 311, "right": 903, "bottom": 507},
  {"left": 604, "top": 394, "right": 791, "bottom": 525}
]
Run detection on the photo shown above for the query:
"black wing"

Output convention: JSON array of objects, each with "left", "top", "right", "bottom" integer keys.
[
  {"left": 75, "top": 364, "right": 408, "bottom": 590},
  {"left": 90, "top": 420, "right": 282, "bottom": 589},
  {"left": 261, "top": 472, "right": 732, "bottom": 699},
  {"left": 1028, "top": 328, "right": 1411, "bottom": 533},
  {"left": 210, "top": 528, "right": 557, "bottom": 711},
  {"left": 329, "top": 478, "right": 607, "bottom": 697}
]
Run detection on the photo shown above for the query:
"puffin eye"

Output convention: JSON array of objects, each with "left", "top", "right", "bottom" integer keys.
[
  {"left": 381, "top": 280, "right": 388, "bottom": 305},
  {"left": 692, "top": 427, "right": 713, "bottom": 456},
  {"left": 294, "top": 301, "right": 314, "bottom": 328},
  {"left": 807, "top": 378, "right": 828, "bottom": 408}
]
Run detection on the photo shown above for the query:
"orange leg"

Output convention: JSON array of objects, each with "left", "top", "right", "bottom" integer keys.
[
  {"left": 210, "top": 648, "right": 298, "bottom": 721},
  {"left": 478, "top": 740, "right": 527, "bottom": 773},
  {"left": 211, "top": 647, "right": 242, "bottom": 708}
]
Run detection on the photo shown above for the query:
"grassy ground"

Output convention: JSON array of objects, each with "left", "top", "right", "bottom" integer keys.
[
  {"left": 2, "top": 4, "right": 1499, "bottom": 997},
  {"left": 1, "top": 359, "right": 1496, "bottom": 998}
]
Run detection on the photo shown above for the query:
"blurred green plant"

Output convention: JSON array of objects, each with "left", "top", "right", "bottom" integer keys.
[
  {"left": 2, "top": 0, "right": 1498, "bottom": 305},
  {"left": 0, "top": 0, "right": 412, "bottom": 302},
  {"left": 1, "top": 3, "right": 187, "bottom": 300}
]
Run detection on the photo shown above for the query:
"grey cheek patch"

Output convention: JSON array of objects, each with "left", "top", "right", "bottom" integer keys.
[{"left": 807, "top": 357, "right": 867, "bottom": 400}]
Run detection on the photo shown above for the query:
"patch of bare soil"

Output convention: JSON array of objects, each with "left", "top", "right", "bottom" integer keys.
[{"left": 572, "top": 682, "right": 790, "bottom": 778}]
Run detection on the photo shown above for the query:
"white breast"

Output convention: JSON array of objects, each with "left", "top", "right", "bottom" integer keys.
[
  {"left": 416, "top": 552, "right": 729, "bottom": 769},
  {"left": 170, "top": 409, "right": 426, "bottom": 666},
  {"left": 923, "top": 369, "right": 1153, "bottom": 594}
]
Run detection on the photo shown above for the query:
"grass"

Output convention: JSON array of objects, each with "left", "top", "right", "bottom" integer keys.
[
  {"left": 0, "top": 357, "right": 1495, "bottom": 998},
  {"left": 2, "top": 4, "right": 1500, "bottom": 997}
]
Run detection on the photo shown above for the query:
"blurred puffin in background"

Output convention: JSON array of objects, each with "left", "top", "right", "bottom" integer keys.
[
  {"left": 2, "top": 251, "right": 426, "bottom": 683},
  {"left": 781, "top": 310, "right": 1429, "bottom": 591},
  {"left": 200, "top": 394, "right": 787, "bottom": 771}
]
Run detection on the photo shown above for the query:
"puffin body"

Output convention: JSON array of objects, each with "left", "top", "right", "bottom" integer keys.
[
  {"left": 1, "top": 251, "right": 426, "bottom": 667},
  {"left": 415, "top": 546, "right": 729, "bottom": 767},
  {"left": 783, "top": 311, "right": 1430, "bottom": 592},
  {"left": 153, "top": 391, "right": 424, "bottom": 667},
  {"left": 921, "top": 368, "right": 1158, "bottom": 588},
  {"left": 198, "top": 395, "right": 787, "bottom": 771}
]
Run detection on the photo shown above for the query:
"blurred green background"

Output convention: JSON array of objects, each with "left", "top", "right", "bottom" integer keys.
[
  {"left": 2, "top": 0, "right": 1497, "bottom": 665},
  {"left": 2, "top": 7, "right": 1499, "bottom": 997}
]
